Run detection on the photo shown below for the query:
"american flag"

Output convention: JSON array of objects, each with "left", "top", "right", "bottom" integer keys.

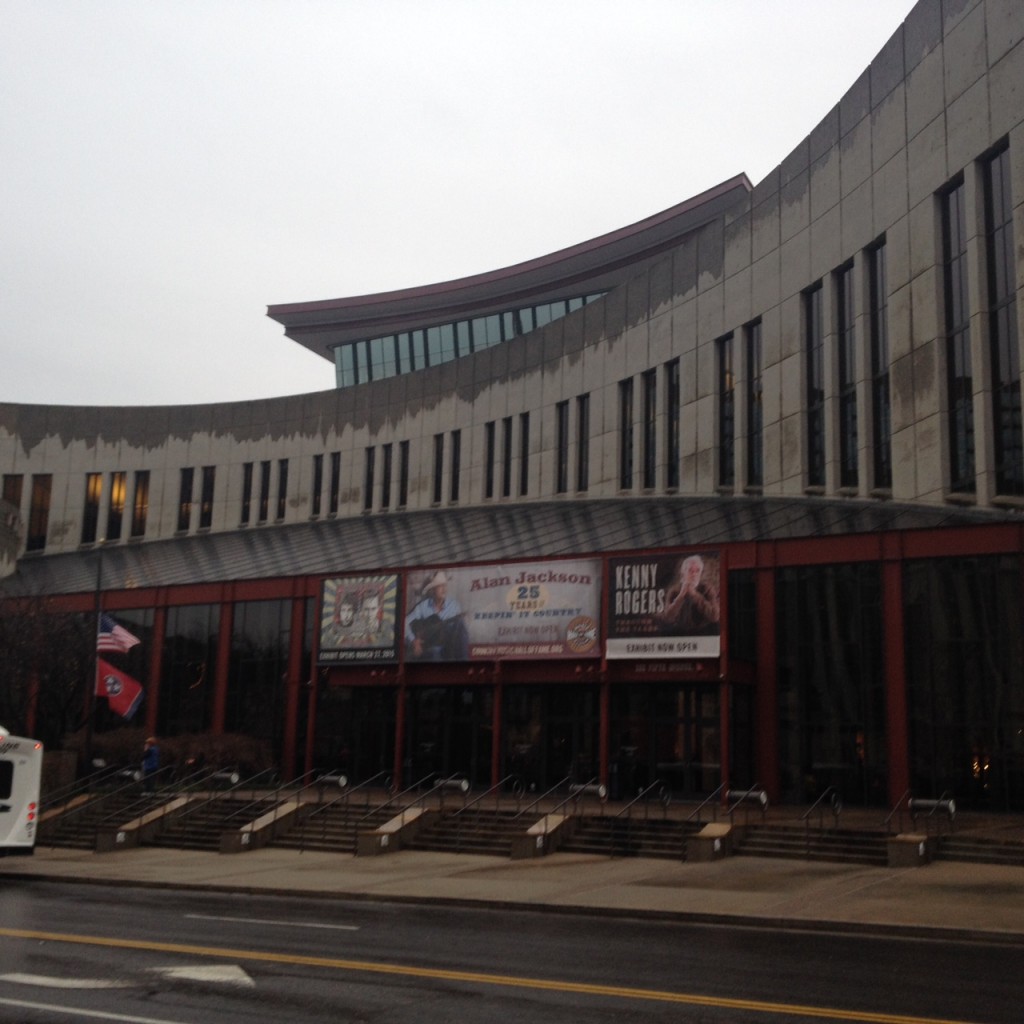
[{"left": 97, "top": 613, "right": 141, "bottom": 653}]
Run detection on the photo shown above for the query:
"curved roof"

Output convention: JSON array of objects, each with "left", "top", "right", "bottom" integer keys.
[
  {"left": 3, "top": 495, "right": 1018, "bottom": 598},
  {"left": 267, "top": 174, "right": 751, "bottom": 361}
]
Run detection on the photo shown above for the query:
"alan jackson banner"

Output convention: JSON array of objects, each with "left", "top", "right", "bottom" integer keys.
[
  {"left": 403, "top": 559, "right": 602, "bottom": 661},
  {"left": 606, "top": 551, "right": 722, "bottom": 659}
]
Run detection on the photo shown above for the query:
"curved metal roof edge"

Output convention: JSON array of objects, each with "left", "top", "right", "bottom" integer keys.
[
  {"left": 266, "top": 174, "right": 752, "bottom": 330},
  {"left": 2, "top": 494, "right": 1019, "bottom": 600}
]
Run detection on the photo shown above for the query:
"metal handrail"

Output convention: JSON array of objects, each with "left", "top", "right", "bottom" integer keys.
[
  {"left": 685, "top": 783, "right": 724, "bottom": 825},
  {"left": 512, "top": 776, "right": 572, "bottom": 821},
  {"left": 614, "top": 780, "right": 670, "bottom": 823},
  {"left": 882, "top": 788, "right": 912, "bottom": 834},
  {"left": 41, "top": 769, "right": 151, "bottom": 848},
  {"left": 40, "top": 764, "right": 121, "bottom": 811},
  {"left": 726, "top": 782, "right": 768, "bottom": 824},
  {"left": 299, "top": 770, "right": 391, "bottom": 852},
  {"left": 801, "top": 786, "right": 843, "bottom": 830},
  {"left": 144, "top": 767, "right": 276, "bottom": 844}
]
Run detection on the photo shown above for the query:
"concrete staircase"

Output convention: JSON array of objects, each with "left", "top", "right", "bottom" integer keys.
[
  {"left": 272, "top": 803, "right": 399, "bottom": 854},
  {"left": 143, "top": 795, "right": 279, "bottom": 852},
  {"left": 733, "top": 824, "right": 888, "bottom": 866},
  {"left": 39, "top": 790, "right": 156, "bottom": 850},
  {"left": 935, "top": 835, "right": 1024, "bottom": 867},
  {"left": 558, "top": 816, "right": 702, "bottom": 860},
  {"left": 404, "top": 809, "right": 540, "bottom": 857}
]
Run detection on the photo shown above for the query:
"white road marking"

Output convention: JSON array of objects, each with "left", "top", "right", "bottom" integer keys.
[
  {"left": 0, "top": 996, "right": 196, "bottom": 1024},
  {"left": 0, "top": 973, "right": 130, "bottom": 989},
  {"left": 149, "top": 965, "right": 255, "bottom": 988},
  {"left": 185, "top": 912, "right": 359, "bottom": 931}
]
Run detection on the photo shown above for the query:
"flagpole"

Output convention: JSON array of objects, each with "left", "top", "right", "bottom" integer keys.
[{"left": 85, "top": 543, "right": 103, "bottom": 770}]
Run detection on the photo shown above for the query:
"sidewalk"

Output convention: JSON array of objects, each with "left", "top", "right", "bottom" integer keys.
[{"left": 6, "top": 843, "right": 1024, "bottom": 944}]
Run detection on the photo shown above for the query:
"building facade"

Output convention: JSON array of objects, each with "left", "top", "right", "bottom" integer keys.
[{"left": 2, "top": 0, "right": 1023, "bottom": 810}]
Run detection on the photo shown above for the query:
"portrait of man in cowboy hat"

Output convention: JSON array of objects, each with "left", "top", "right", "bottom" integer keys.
[{"left": 404, "top": 569, "right": 469, "bottom": 660}]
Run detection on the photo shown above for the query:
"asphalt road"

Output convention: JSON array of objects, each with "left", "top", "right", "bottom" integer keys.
[{"left": 0, "top": 880, "right": 1018, "bottom": 1024}]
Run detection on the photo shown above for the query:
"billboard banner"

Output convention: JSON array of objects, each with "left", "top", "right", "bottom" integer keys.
[
  {"left": 606, "top": 551, "right": 722, "bottom": 659},
  {"left": 318, "top": 575, "right": 400, "bottom": 663},
  {"left": 403, "top": 560, "right": 601, "bottom": 661}
]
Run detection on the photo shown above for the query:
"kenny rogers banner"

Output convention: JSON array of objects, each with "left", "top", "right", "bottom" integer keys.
[
  {"left": 606, "top": 552, "right": 722, "bottom": 659},
  {"left": 403, "top": 560, "right": 601, "bottom": 661},
  {"left": 319, "top": 575, "right": 399, "bottom": 663}
]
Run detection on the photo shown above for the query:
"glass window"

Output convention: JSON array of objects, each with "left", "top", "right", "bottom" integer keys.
[
  {"left": 805, "top": 284, "right": 825, "bottom": 488},
  {"left": 81, "top": 473, "right": 102, "bottom": 545},
  {"left": 519, "top": 413, "right": 530, "bottom": 497},
  {"left": 869, "top": 240, "right": 892, "bottom": 490},
  {"left": 450, "top": 429, "right": 461, "bottom": 503},
  {"left": 276, "top": 459, "right": 288, "bottom": 521},
  {"left": 380, "top": 443, "right": 393, "bottom": 510},
  {"left": 456, "top": 321, "right": 472, "bottom": 357},
  {"left": 131, "top": 470, "right": 149, "bottom": 538},
  {"left": 642, "top": 369, "right": 657, "bottom": 490},
  {"left": 2, "top": 474, "right": 23, "bottom": 511},
  {"left": 311, "top": 454, "right": 323, "bottom": 517},
  {"left": 718, "top": 335, "right": 735, "bottom": 487},
  {"left": 835, "top": 266, "right": 858, "bottom": 489},
  {"left": 984, "top": 146, "right": 1022, "bottom": 496},
  {"left": 943, "top": 180, "right": 974, "bottom": 493},
  {"left": 666, "top": 359, "right": 680, "bottom": 490},
  {"left": 177, "top": 467, "right": 194, "bottom": 532},
  {"left": 501, "top": 416, "right": 513, "bottom": 498},
  {"left": 26, "top": 474, "right": 51, "bottom": 551},
  {"left": 199, "top": 466, "right": 215, "bottom": 530},
  {"left": 746, "top": 322, "right": 764, "bottom": 487},
  {"left": 329, "top": 452, "right": 341, "bottom": 515},
  {"left": 485, "top": 421, "right": 496, "bottom": 500},
  {"left": 398, "top": 441, "right": 409, "bottom": 508},
  {"left": 107, "top": 471, "right": 127, "bottom": 541},
  {"left": 335, "top": 344, "right": 355, "bottom": 389},
  {"left": 241, "top": 462, "right": 253, "bottom": 525},
  {"left": 258, "top": 461, "right": 271, "bottom": 523},
  {"left": 363, "top": 448, "right": 375, "bottom": 511},
  {"left": 555, "top": 401, "right": 569, "bottom": 494},
  {"left": 433, "top": 433, "right": 444, "bottom": 504},
  {"left": 397, "top": 333, "right": 412, "bottom": 374},
  {"left": 619, "top": 378, "right": 634, "bottom": 490},
  {"left": 576, "top": 393, "right": 590, "bottom": 493}
]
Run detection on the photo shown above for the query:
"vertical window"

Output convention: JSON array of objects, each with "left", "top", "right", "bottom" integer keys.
[
  {"left": 240, "top": 462, "right": 253, "bottom": 525},
  {"left": 381, "top": 443, "right": 393, "bottom": 510},
  {"left": 746, "top": 322, "right": 764, "bottom": 487},
  {"left": 398, "top": 441, "right": 410, "bottom": 507},
  {"left": 484, "top": 421, "right": 496, "bottom": 499},
  {"left": 519, "top": 413, "right": 530, "bottom": 496},
  {"left": 619, "top": 377, "right": 634, "bottom": 490},
  {"left": 665, "top": 359, "right": 680, "bottom": 490},
  {"left": 311, "top": 454, "right": 323, "bottom": 517},
  {"left": 329, "top": 452, "right": 341, "bottom": 515},
  {"left": 984, "top": 146, "right": 1022, "bottom": 496},
  {"left": 501, "top": 416, "right": 513, "bottom": 498},
  {"left": 555, "top": 400, "right": 569, "bottom": 494},
  {"left": 450, "top": 430, "right": 461, "bottom": 502},
  {"left": 131, "top": 470, "right": 149, "bottom": 538},
  {"left": 26, "top": 474, "right": 51, "bottom": 552},
  {"left": 81, "top": 473, "right": 102, "bottom": 544},
  {"left": 363, "top": 448, "right": 375, "bottom": 511},
  {"left": 2, "top": 474, "right": 23, "bottom": 511},
  {"left": 576, "top": 393, "right": 590, "bottom": 492},
  {"left": 835, "top": 263, "right": 858, "bottom": 489},
  {"left": 199, "top": 466, "right": 215, "bottom": 529},
  {"left": 107, "top": 470, "right": 127, "bottom": 539},
  {"left": 177, "top": 467, "right": 194, "bottom": 532},
  {"left": 433, "top": 433, "right": 444, "bottom": 504},
  {"left": 642, "top": 369, "right": 657, "bottom": 489},
  {"left": 868, "top": 240, "right": 892, "bottom": 489},
  {"left": 805, "top": 284, "right": 826, "bottom": 487},
  {"left": 718, "top": 335, "right": 735, "bottom": 487},
  {"left": 258, "top": 461, "right": 271, "bottom": 523},
  {"left": 943, "top": 179, "right": 974, "bottom": 493},
  {"left": 276, "top": 459, "right": 288, "bottom": 520}
]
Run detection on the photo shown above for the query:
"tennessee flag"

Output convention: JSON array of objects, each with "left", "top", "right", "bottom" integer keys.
[{"left": 96, "top": 658, "right": 144, "bottom": 719}]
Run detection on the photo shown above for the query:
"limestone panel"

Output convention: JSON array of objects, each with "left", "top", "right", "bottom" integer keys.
[
  {"left": 810, "top": 150, "right": 840, "bottom": 224},
  {"left": 779, "top": 230, "right": 811, "bottom": 303},
  {"left": 906, "top": 46, "right": 945, "bottom": 140},
  {"left": 780, "top": 169, "right": 810, "bottom": 244},
  {"left": 908, "top": 114, "right": 948, "bottom": 212},
  {"left": 910, "top": 267, "right": 942, "bottom": 356},
  {"left": 751, "top": 249, "right": 781, "bottom": 316},
  {"left": 810, "top": 202, "right": 842, "bottom": 278},
  {"left": 809, "top": 106, "right": 841, "bottom": 165},
  {"left": 649, "top": 310, "right": 673, "bottom": 366},
  {"left": 870, "top": 25, "right": 907, "bottom": 107},
  {"left": 871, "top": 85, "right": 908, "bottom": 171},
  {"left": 724, "top": 209, "right": 752, "bottom": 280},
  {"left": 947, "top": 78, "right": 992, "bottom": 173},
  {"left": 943, "top": 2, "right": 987, "bottom": 103},
  {"left": 751, "top": 194, "right": 781, "bottom": 263},
  {"left": 839, "top": 69, "right": 871, "bottom": 138},
  {"left": 696, "top": 284, "right": 725, "bottom": 350},
  {"left": 840, "top": 119, "right": 872, "bottom": 198},
  {"left": 988, "top": 37, "right": 1024, "bottom": 140},
  {"left": 872, "top": 151, "right": 910, "bottom": 239},
  {"left": 889, "top": 280, "right": 914, "bottom": 366},
  {"left": 724, "top": 265, "right": 752, "bottom": 328},
  {"left": 841, "top": 178, "right": 874, "bottom": 257},
  {"left": 987, "top": 0, "right": 1024, "bottom": 65}
]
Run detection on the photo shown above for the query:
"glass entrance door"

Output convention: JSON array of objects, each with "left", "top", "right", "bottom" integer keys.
[{"left": 404, "top": 687, "right": 493, "bottom": 788}]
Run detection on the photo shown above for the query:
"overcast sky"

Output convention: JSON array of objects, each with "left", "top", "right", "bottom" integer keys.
[{"left": 2, "top": 1, "right": 918, "bottom": 408}]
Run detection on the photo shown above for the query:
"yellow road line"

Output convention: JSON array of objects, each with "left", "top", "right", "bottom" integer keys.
[{"left": 0, "top": 926, "right": 982, "bottom": 1024}]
